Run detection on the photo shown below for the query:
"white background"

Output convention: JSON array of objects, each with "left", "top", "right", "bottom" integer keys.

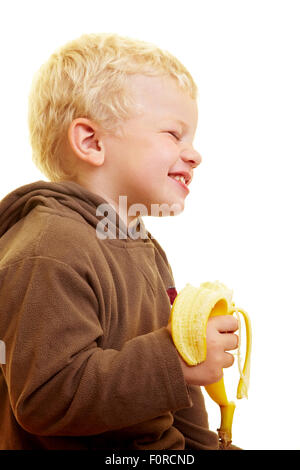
[{"left": 1, "top": 0, "right": 299, "bottom": 450}]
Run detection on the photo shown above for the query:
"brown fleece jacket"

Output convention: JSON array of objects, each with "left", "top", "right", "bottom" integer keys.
[{"left": 0, "top": 180, "right": 221, "bottom": 450}]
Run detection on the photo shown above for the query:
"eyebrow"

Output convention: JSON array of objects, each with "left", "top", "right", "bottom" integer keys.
[
  {"left": 176, "top": 119, "right": 188, "bottom": 130},
  {"left": 164, "top": 117, "right": 188, "bottom": 130}
]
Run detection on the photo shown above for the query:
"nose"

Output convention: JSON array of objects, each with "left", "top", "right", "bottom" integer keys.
[{"left": 180, "top": 146, "right": 202, "bottom": 169}]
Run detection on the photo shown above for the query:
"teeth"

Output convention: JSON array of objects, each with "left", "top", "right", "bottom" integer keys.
[{"left": 171, "top": 175, "right": 186, "bottom": 185}]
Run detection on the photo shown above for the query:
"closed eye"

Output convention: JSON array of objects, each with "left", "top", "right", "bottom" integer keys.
[{"left": 166, "top": 131, "right": 180, "bottom": 141}]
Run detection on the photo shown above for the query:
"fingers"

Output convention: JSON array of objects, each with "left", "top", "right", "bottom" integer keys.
[
  {"left": 209, "top": 315, "right": 238, "bottom": 333},
  {"left": 222, "top": 332, "right": 239, "bottom": 351},
  {"left": 222, "top": 330, "right": 238, "bottom": 369},
  {"left": 223, "top": 352, "right": 235, "bottom": 368},
  {"left": 205, "top": 315, "right": 239, "bottom": 374}
]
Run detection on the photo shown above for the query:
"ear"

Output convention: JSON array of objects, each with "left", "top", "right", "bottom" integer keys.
[{"left": 67, "top": 118, "right": 105, "bottom": 167}]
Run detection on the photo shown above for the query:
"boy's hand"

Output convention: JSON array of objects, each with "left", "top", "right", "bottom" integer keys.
[{"left": 167, "top": 315, "right": 239, "bottom": 386}]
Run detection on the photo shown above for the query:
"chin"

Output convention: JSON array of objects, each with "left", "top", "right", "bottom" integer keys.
[{"left": 150, "top": 199, "right": 184, "bottom": 217}]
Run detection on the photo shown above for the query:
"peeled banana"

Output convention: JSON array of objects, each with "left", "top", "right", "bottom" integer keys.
[{"left": 169, "top": 281, "right": 252, "bottom": 449}]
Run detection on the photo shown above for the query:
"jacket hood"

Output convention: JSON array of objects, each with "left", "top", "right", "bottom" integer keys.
[{"left": 0, "top": 180, "right": 148, "bottom": 242}]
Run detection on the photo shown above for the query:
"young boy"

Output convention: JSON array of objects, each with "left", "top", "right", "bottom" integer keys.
[{"left": 0, "top": 33, "right": 239, "bottom": 450}]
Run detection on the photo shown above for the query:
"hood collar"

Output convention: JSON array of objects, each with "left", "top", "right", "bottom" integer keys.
[{"left": 0, "top": 180, "right": 149, "bottom": 242}]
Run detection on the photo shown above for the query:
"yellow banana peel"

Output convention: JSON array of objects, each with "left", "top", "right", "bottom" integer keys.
[{"left": 169, "top": 281, "right": 252, "bottom": 449}]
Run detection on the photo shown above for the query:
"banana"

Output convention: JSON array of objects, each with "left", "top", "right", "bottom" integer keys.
[{"left": 169, "top": 281, "right": 252, "bottom": 449}]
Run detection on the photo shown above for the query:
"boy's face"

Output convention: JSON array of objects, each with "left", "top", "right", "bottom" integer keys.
[{"left": 100, "top": 74, "right": 201, "bottom": 220}]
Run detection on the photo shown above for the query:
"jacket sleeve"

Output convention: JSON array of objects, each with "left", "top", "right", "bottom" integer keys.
[
  {"left": 173, "top": 386, "right": 243, "bottom": 450},
  {"left": 0, "top": 256, "right": 191, "bottom": 436},
  {"left": 173, "top": 385, "right": 219, "bottom": 449}
]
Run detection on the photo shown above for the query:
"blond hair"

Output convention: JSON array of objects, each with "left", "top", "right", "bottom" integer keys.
[{"left": 28, "top": 32, "right": 198, "bottom": 182}]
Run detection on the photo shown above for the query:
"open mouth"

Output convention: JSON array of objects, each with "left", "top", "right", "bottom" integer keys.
[{"left": 168, "top": 174, "right": 190, "bottom": 193}]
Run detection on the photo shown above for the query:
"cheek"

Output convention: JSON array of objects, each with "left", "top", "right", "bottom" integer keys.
[
  {"left": 143, "top": 139, "right": 176, "bottom": 174},
  {"left": 120, "top": 134, "right": 177, "bottom": 183}
]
